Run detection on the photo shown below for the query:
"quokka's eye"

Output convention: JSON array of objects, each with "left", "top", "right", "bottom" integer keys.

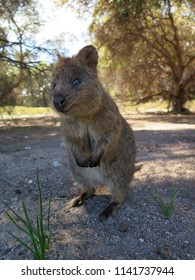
[{"left": 72, "top": 77, "right": 81, "bottom": 87}]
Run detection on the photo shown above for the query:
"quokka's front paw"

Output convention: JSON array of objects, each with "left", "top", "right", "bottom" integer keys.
[
  {"left": 75, "top": 154, "right": 102, "bottom": 168},
  {"left": 75, "top": 157, "right": 92, "bottom": 168},
  {"left": 88, "top": 153, "right": 102, "bottom": 168}
]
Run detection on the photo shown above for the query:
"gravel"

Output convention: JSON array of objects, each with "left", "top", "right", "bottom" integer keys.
[{"left": 0, "top": 114, "right": 194, "bottom": 260}]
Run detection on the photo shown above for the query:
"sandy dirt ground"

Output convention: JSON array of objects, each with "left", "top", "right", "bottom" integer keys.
[{"left": 0, "top": 113, "right": 194, "bottom": 260}]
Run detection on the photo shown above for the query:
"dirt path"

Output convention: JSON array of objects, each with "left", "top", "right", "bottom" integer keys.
[{"left": 0, "top": 114, "right": 194, "bottom": 259}]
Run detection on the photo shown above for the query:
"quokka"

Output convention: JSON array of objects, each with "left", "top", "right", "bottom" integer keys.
[{"left": 50, "top": 45, "right": 135, "bottom": 220}]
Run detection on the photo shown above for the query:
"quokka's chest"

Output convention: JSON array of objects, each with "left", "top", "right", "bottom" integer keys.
[
  {"left": 80, "top": 165, "right": 105, "bottom": 186},
  {"left": 62, "top": 120, "right": 97, "bottom": 149}
]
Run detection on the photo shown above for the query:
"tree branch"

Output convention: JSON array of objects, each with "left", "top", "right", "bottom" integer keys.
[
  {"left": 131, "top": 91, "right": 167, "bottom": 105},
  {"left": 167, "top": 0, "right": 184, "bottom": 77}
]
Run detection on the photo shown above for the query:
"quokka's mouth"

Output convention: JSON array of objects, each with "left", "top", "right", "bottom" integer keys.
[
  {"left": 53, "top": 95, "right": 65, "bottom": 111},
  {"left": 53, "top": 100, "right": 74, "bottom": 115},
  {"left": 53, "top": 94, "right": 75, "bottom": 114}
]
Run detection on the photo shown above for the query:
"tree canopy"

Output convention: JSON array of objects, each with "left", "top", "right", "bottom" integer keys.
[
  {"left": 1, "top": 0, "right": 195, "bottom": 113},
  {"left": 63, "top": 0, "right": 195, "bottom": 113},
  {"left": 0, "top": 0, "right": 54, "bottom": 108}
]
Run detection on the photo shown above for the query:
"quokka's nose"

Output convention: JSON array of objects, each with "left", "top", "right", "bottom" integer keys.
[{"left": 53, "top": 95, "right": 66, "bottom": 111}]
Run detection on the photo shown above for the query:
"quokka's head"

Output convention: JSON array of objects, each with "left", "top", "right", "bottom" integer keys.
[{"left": 50, "top": 45, "right": 103, "bottom": 117}]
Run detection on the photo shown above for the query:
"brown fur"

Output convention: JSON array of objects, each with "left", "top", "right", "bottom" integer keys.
[{"left": 49, "top": 45, "right": 136, "bottom": 220}]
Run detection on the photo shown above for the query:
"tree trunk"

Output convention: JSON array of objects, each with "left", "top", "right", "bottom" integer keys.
[{"left": 171, "top": 86, "right": 189, "bottom": 114}]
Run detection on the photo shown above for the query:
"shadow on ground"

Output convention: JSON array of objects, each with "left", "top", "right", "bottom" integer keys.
[{"left": 0, "top": 115, "right": 194, "bottom": 259}]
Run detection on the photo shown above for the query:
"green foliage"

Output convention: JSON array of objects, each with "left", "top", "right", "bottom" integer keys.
[
  {"left": 64, "top": 0, "right": 195, "bottom": 113},
  {"left": 0, "top": 170, "right": 51, "bottom": 260},
  {"left": 112, "top": 0, "right": 166, "bottom": 16},
  {"left": 150, "top": 188, "right": 179, "bottom": 219},
  {"left": 0, "top": 106, "right": 52, "bottom": 118},
  {"left": 0, "top": 0, "right": 54, "bottom": 109}
]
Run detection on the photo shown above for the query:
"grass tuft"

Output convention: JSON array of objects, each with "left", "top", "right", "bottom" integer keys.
[
  {"left": 0, "top": 170, "right": 51, "bottom": 259},
  {"left": 150, "top": 188, "right": 179, "bottom": 219}
]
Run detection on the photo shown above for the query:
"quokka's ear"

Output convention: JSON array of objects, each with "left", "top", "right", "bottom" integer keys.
[
  {"left": 57, "top": 53, "right": 63, "bottom": 60},
  {"left": 77, "top": 45, "right": 98, "bottom": 71}
]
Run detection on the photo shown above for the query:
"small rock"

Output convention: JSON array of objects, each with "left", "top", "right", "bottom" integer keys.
[
  {"left": 139, "top": 238, "right": 145, "bottom": 243},
  {"left": 52, "top": 160, "right": 62, "bottom": 168},
  {"left": 24, "top": 146, "right": 31, "bottom": 150},
  {"left": 118, "top": 223, "right": 129, "bottom": 232}
]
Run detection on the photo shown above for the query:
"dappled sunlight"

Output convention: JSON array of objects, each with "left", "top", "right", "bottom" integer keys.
[
  {"left": 132, "top": 122, "right": 195, "bottom": 131},
  {"left": 127, "top": 115, "right": 195, "bottom": 194},
  {"left": 0, "top": 115, "right": 194, "bottom": 260},
  {"left": 135, "top": 158, "right": 194, "bottom": 183},
  {"left": 1, "top": 0, "right": 195, "bottom": 261},
  {"left": 125, "top": 114, "right": 195, "bottom": 131}
]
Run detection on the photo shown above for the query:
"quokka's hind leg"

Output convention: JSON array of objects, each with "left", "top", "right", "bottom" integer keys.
[
  {"left": 99, "top": 185, "right": 126, "bottom": 220},
  {"left": 68, "top": 187, "right": 95, "bottom": 208},
  {"left": 100, "top": 202, "right": 120, "bottom": 220}
]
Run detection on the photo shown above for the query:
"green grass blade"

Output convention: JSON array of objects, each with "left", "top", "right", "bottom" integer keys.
[
  {"left": 36, "top": 215, "right": 45, "bottom": 260},
  {"left": 44, "top": 192, "right": 52, "bottom": 251},
  {"left": 36, "top": 170, "right": 46, "bottom": 259},
  {"left": 6, "top": 212, "right": 31, "bottom": 237},
  {"left": 2, "top": 197, "right": 41, "bottom": 239},
  {"left": 36, "top": 169, "right": 43, "bottom": 220},
  {"left": 1, "top": 170, "right": 52, "bottom": 260},
  {"left": 150, "top": 193, "right": 164, "bottom": 208},
  {"left": 170, "top": 190, "right": 179, "bottom": 207},
  {"left": 7, "top": 231, "right": 36, "bottom": 257},
  {"left": 2, "top": 197, "right": 39, "bottom": 238},
  {"left": 44, "top": 230, "right": 51, "bottom": 251},
  {"left": 150, "top": 188, "right": 178, "bottom": 219},
  {"left": 21, "top": 200, "right": 38, "bottom": 235},
  {"left": 47, "top": 192, "right": 52, "bottom": 232},
  {"left": 36, "top": 170, "right": 44, "bottom": 241},
  {"left": 21, "top": 200, "right": 40, "bottom": 257},
  {"left": 0, "top": 197, "right": 31, "bottom": 228}
]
